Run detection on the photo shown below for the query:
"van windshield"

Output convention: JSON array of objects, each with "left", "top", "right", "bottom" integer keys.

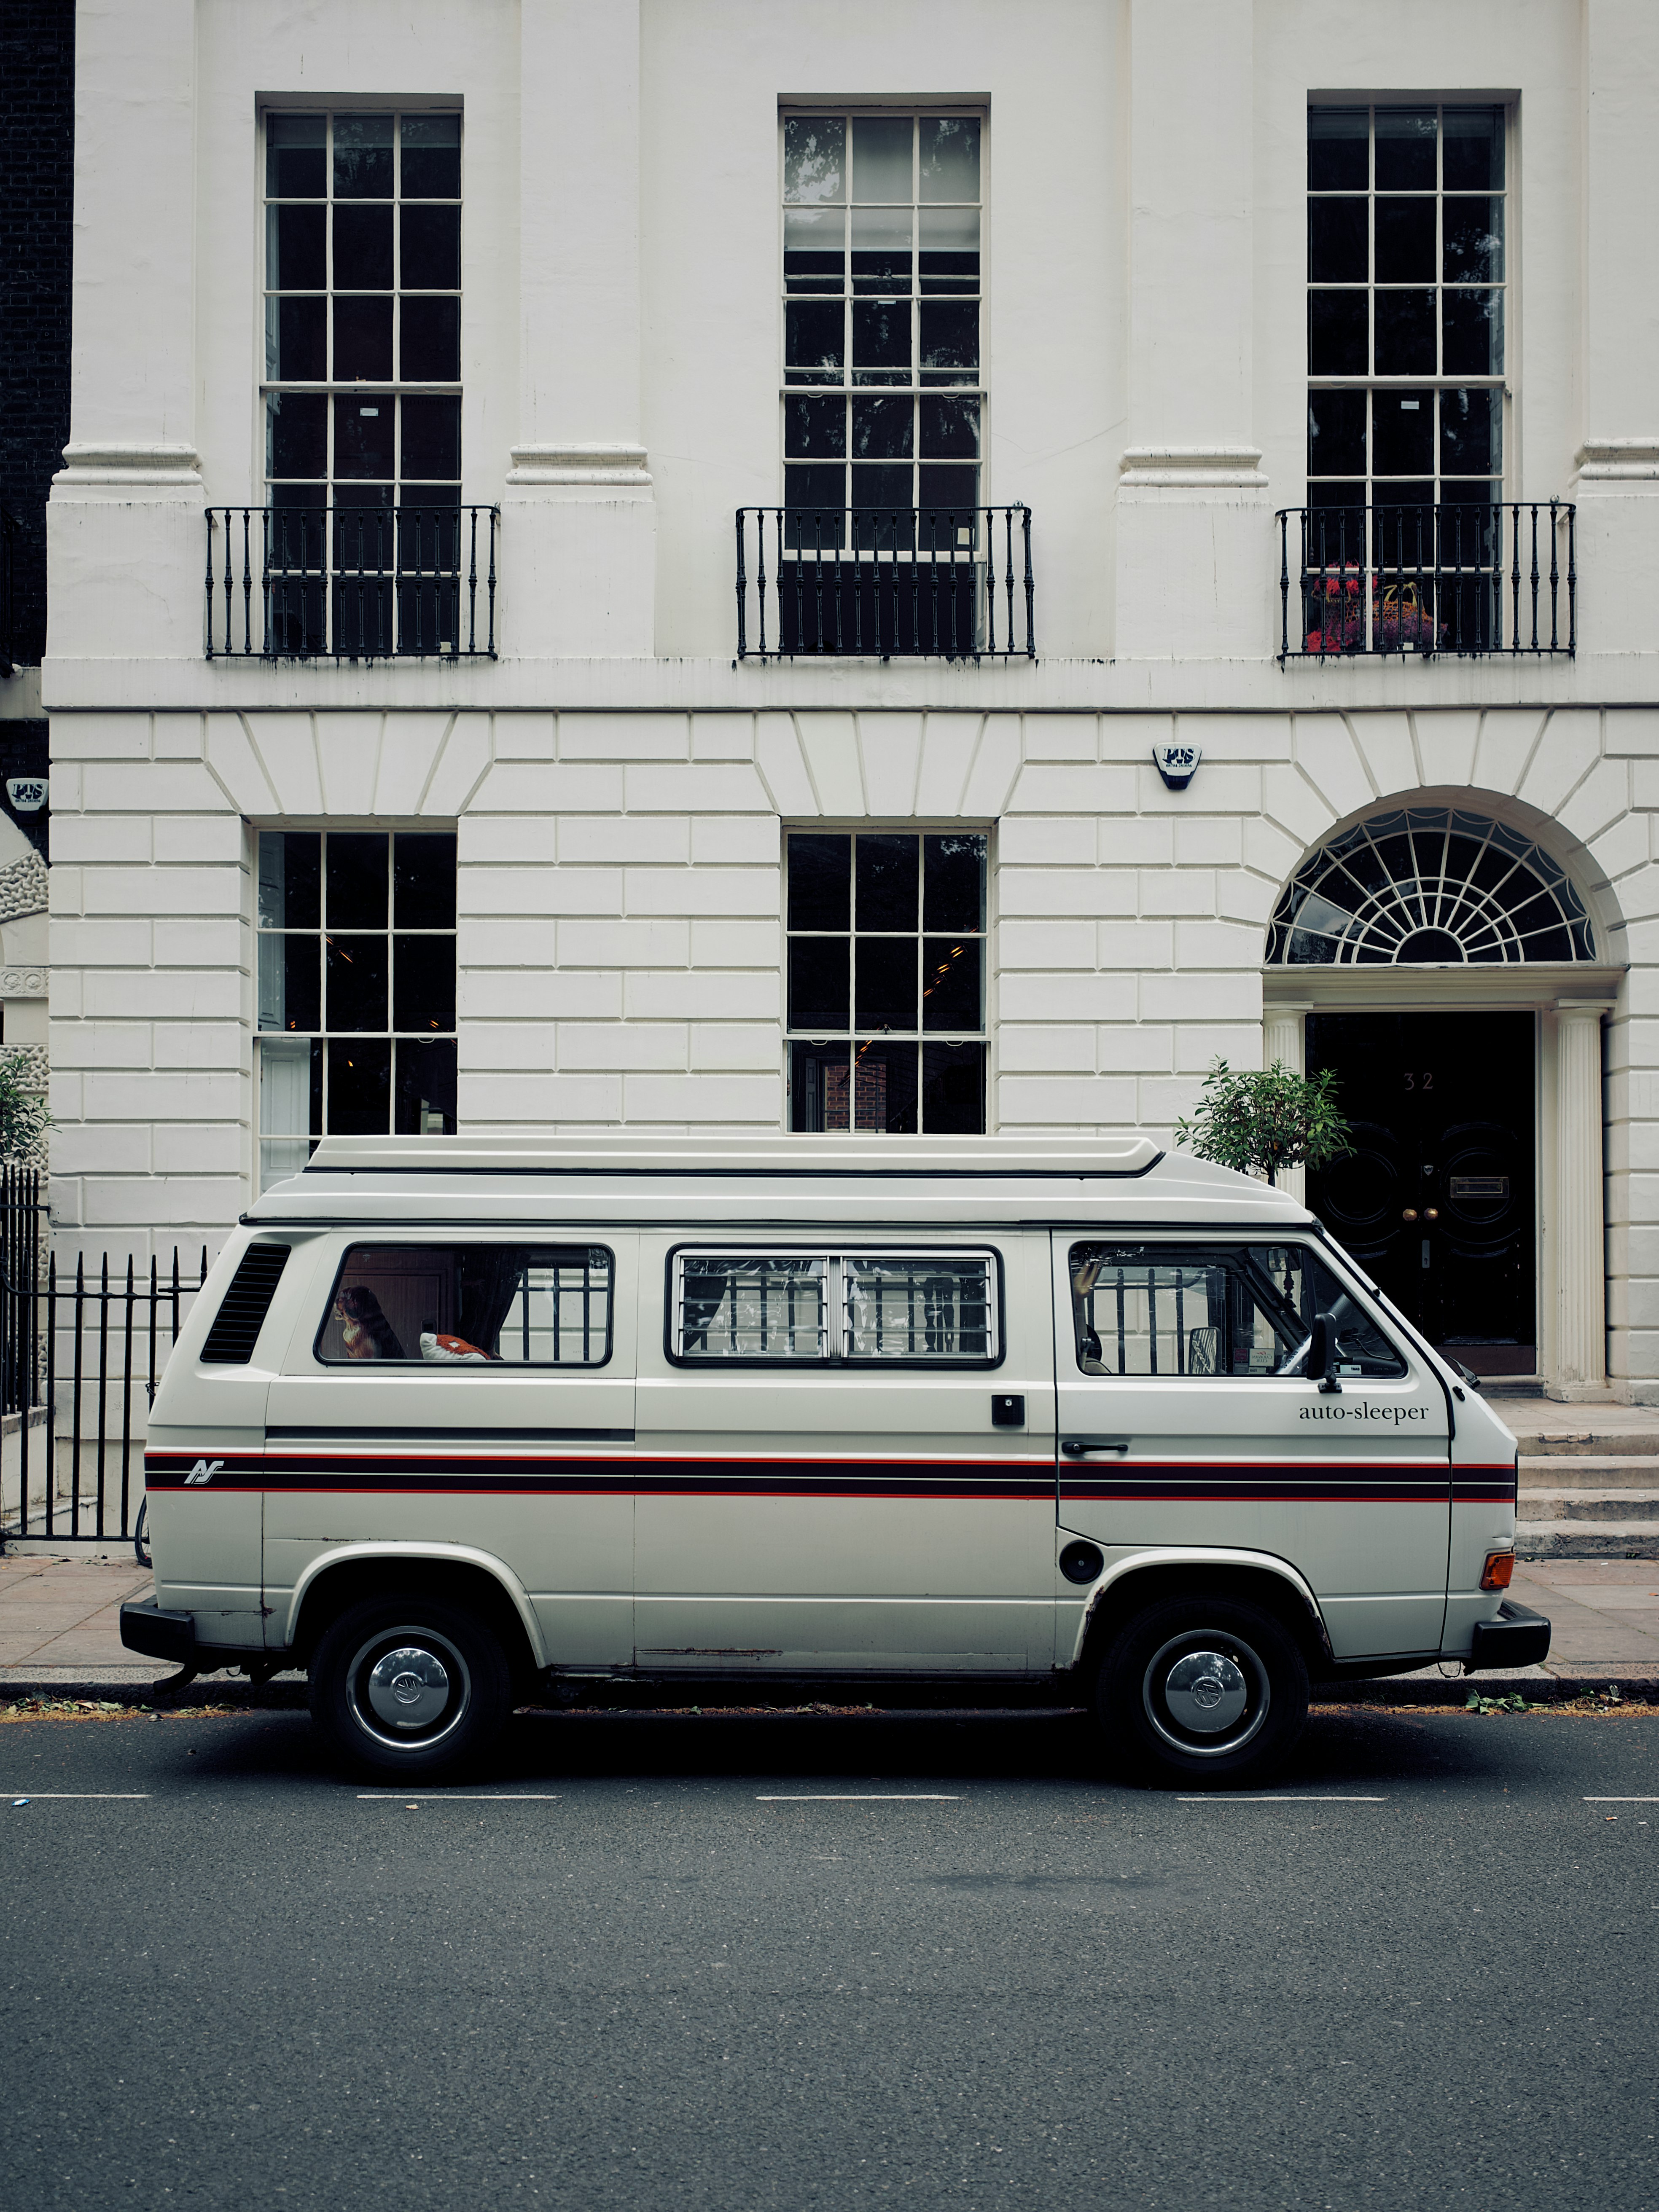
[
  {"left": 1067, "top": 1242, "right": 1404, "bottom": 1379},
  {"left": 317, "top": 1244, "right": 612, "bottom": 1367}
]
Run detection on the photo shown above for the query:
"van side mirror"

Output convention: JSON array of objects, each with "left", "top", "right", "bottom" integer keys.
[{"left": 1307, "top": 1313, "right": 1341, "bottom": 1393}]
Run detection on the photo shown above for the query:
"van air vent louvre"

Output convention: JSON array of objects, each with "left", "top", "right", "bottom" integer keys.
[{"left": 200, "top": 1245, "right": 291, "bottom": 1364}]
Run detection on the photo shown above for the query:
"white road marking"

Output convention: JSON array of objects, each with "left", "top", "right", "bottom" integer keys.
[
  {"left": 1583, "top": 1796, "right": 1659, "bottom": 1802},
  {"left": 8, "top": 1793, "right": 149, "bottom": 1801},
  {"left": 357, "top": 1793, "right": 563, "bottom": 1801},
  {"left": 1178, "top": 1795, "right": 1388, "bottom": 1803},
  {"left": 756, "top": 1793, "right": 959, "bottom": 1801}
]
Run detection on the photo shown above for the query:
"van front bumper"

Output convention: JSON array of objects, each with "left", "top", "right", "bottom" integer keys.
[
  {"left": 119, "top": 1599, "right": 196, "bottom": 1664},
  {"left": 1467, "top": 1600, "right": 1551, "bottom": 1672}
]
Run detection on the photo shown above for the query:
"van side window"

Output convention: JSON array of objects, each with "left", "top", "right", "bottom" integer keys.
[
  {"left": 674, "top": 1251, "right": 999, "bottom": 1365},
  {"left": 1067, "top": 1242, "right": 1405, "bottom": 1380},
  {"left": 317, "top": 1245, "right": 613, "bottom": 1367}
]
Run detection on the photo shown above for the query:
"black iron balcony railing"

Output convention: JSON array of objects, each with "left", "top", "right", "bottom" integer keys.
[
  {"left": 0, "top": 506, "right": 19, "bottom": 679},
  {"left": 736, "top": 506, "right": 1034, "bottom": 661},
  {"left": 1278, "top": 500, "right": 1575, "bottom": 663},
  {"left": 205, "top": 504, "right": 499, "bottom": 660}
]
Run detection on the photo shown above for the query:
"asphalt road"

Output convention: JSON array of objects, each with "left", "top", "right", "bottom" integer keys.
[{"left": 1, "top": 1702, "right": 1656, "bottom": 2212}]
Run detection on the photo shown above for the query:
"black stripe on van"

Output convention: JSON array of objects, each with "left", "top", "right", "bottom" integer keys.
[{"left": 200, "top": 1245, "right": 291, "bottom": 1364}]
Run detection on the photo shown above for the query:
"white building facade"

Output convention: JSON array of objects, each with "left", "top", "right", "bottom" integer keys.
[{"left": 43, "top": 0, "right": 1659, "bottom": 1399}]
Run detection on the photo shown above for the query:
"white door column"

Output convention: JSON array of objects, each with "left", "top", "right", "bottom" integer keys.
[
  {"left": 1262, "top": 1002, "right": 1312, "bottom": 1206},
  {"left": 1553, "top": 1000, "right": 1615, "bottom": 1398}
]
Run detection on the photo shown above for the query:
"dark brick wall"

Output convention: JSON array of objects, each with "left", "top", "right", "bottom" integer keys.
[{"left": 0, "top": 2, "right": 75, "bottom": 671}]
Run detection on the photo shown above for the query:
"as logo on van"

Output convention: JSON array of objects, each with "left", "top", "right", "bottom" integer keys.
[{"left": 184, "top": 1459, "right": 224, "bottom": 1485}]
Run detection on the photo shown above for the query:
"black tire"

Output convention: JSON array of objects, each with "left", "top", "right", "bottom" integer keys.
[
  {"left": 1095, "top": 1595, "right": 1309, "bottom": 1789},
  {"left": 309, "top": 1595, "right": 511, "bottom": 1779}
]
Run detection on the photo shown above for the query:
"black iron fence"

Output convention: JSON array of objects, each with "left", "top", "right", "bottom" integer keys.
[
  {"left": 736, "top": 506, "right": 1035, "bottom": 660},
  {"left": 1277, "top": 500, "right": 1576, "bottom": 662},
  {"left": 205, "top": 504, "right": 499, "bottom": 660},
  {"left": 0, "top": 1170, "right": 209, "bottom": 1546}
]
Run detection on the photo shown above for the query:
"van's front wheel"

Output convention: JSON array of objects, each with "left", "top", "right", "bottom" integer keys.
[
  {"left": 1096, "top": 1596, "right": 1309, "bottom": 1789},
  {"left": 310, "top": 1596, "right": 511, "bottom": 1778}
]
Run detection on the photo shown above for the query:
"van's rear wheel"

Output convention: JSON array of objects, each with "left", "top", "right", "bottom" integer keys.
[
  {"left": 310, "top": 1596, "right": 511, "bottom": 1778},
  {"left": 1096, "top": 1596, "right": 1309, "bottom": 1789}
]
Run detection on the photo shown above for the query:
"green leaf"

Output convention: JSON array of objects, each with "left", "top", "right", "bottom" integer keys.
[{"left": 1174, "top": 1057, "right": 1352, "bottom": 1185}]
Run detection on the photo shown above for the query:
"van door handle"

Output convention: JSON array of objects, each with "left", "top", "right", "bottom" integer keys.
[{"left": 1061, "top": 1438, "right": 1130, "bottom": 1458}]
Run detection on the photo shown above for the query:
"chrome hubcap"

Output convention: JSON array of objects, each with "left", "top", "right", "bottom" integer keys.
[
  {"left": 346, "top": 1625, "right": 472, "bottom": 1752},
  {"left": 368, "top": 1645, "right": 451, "bottom": 1730},
  {"left": 1143, "top": 1632, "right": 1269, "bottom": 1758}
]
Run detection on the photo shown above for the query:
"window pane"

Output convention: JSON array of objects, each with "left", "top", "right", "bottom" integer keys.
[
  {"left": 923, "top": 833, "right": 985, "bottom": 930},
  {"left": 400, "top": 296, "right": 460, "bottom": 381},
  {"left": 393, "top": 934, "right": 456, "bottom": 1031},
  {"left": 1442, "top": 289, "right": 1503, "bottom": 376},
  {"left": 1308, "top": 290, "right": 1367, "bottom": 375},
  {"left": 401, "top": 395, "right": 461, "bottom": 479},
  {"left": 1308, "top": 198, "right": 1367, "bottom": 284},
  {"left": 333, "top": 204, "right": 393, "bottom": 288},
  {"left": 492, "top": 1248, "right": 612, "bottom": 1366},
  {"left": 855, "top": 936, "right": 917, "bottom": 1030},
  {"left": 1373, "top": 389, "right": 1434, "bottom": 476},
  {"left": 334, "top": 113, "right": 395, "bottom": 198},
  {"left": 788, "top": 833, "right": 851, "bottom": 929},
  {"left": 323, "top": 1244, "right": 610, "bottom": 1366},
  {"left": 268, "top": 392, "right": 327, "bottom": 478},
  {"left": 919, "top": 117, "right": 979, "bottom": 202},
  {"left": 267, "top": 114, "right": 326, "bottom": 198},
  {"left": 784, "top": 116, "right": 844, "bottom": 204},
  {"left": 327, "top": 831, "right": 389, "bottom": 927},
  {"left": 1374, "top": 198, "right": 1435, "bottom": 283},
  {"left": 258, "top": 934, "right": 320, "bottom": 1034},
  {"left": 785, "top": 396, "right": 846, "bottom": 459},
  {"left": 1440, "top": 387, "right": 1502, "bottom": 476},
  {"left": 1308, "top": 107, "right": 1368, "bottom": 191},
  {"left": 791, "top": 1042, "right": 850, "bottom": 1130},
  {"left": 856, "top": 833, "right": 920, "bottom": 929},
  {"left": 786, "top": 301, "right": 844, "bottom": 376},
  {"left": 788, "top": 937, "right": 850, "bottom": 1030},
  {"left": 1373, "top": 289, "right": 1435, "bottom": 375},
  {"left": 401, "top": 114, "right": 461, "bottom": 199},
  {"left": 333, "top": 295, "right": 393, "bottom": 381},
  {"left": 1443, "top": 106, "right": 1503, "bottom": 191},
  {"left": 1374, "top": 108, "right": 1436, "bottom": 191},
  {"left": 852, "top": 299, "right": 912, "bottom": 376},
  {"left": 852, "top": 395, "right": 913, "bottom": 458},
  {"left": 919, "top": 395, "right": 979, "bottom": 459},
  {"left": 394, "top": 1037, "right": 457, "bottom": 1135},
  {"left": 1307, "top": 388, "right": 1366, "bottom": 477},
  {"left": 920, "top": 1042, "right": 983, "bottom": 1133},
  {"left": 678, "top": 1255, "right": 826, "bottom": 1358},
  {"left": 267, "top": 203, "right": 325, "bottom": 289},
  {"left": 852, "top": 115, "right": 912, "bottom": 201},
  {"left": 334, "top": 394, "right": 395, "bottom": 478},
  {"left": 784, "top": 464, "right": 847, "bottom": 520},
  {"left": 1443, "top": 197, "right": 1503, "bottom": 284},
  {"left": 784, "top": 206, "right": 844, "bottom": 293},
  {"left": 852, "top": 462, "right": 912, "bottom": 514},
  {"left": 267, "top": 295, "right": 326, "bottom": 381},
  {"left": 917, "top": 465, "right": 979, "bottom": 522},
  {"left": 259, "top": 1035, "right": 315, "bottom": 1190},
  {"left": 844, "top": 1256, "right": 993, "bottom": 1359},
  {"left": 922, "top": 936, "right": 981, "bottom": 1031},
  {"left": 919, "top": 300, "right": 977, "bottom": 375},
  {"left": 258, "top": 830, "right": 321, "bottom": 929},
  {"left": 401, "top": 204, "right": 461, "bottom": 290},
  {"left": 851, "top": 204, "right": 912, "bottom": 293},
  {"left": 919, "top": 206, "right": 979, "bottom": 292},
  {"left": 327, "top": 1039, "right": 391, "bottom": 1132},
  {"left": 326, "top": 935, "right": 389, "bottom": 1030},
  {"left": 394, "top": 832, "right": 457, "bottom": 927},
  {"left": 850, "top": 1039, "right": 918, "bottom": 1130}
]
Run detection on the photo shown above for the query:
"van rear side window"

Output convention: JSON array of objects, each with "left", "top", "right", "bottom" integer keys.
[
  {"left": 672, "top": 1249, "right": 1000, "bottom": 1365},
  {"left": 1068, "top": 1242, "right": 1404, "bottom": 1380},
  {"left": 317, "top": 1245, "right": 613, "bottom": 1367}
]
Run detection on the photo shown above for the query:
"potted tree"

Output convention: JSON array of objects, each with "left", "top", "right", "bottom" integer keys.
[{"left": 1174, "top": 1056, "right": 1350, "bottom": 1188}]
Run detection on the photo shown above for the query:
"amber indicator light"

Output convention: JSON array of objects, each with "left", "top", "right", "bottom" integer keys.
[{"left": 1480, "top": 1551, "right": 1516, "bottom": 1592}]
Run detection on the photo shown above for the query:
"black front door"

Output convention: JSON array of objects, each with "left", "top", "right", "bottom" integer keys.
[{"left": 1306, "top": 1011, "right": 1535, "bottom": 1374}]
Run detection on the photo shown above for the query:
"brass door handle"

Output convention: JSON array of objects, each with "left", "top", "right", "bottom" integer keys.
[
  {"left": 1401, "top": 1208, "right": 1419, "bottom": 1221},
  {"left": 1423, "top": 1207, "right": 1440, "bottom": 1221}
]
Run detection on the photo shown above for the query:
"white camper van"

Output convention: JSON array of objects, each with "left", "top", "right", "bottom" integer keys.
[{"left": 121, "top": 1134, "right": 1548, "bottom": 1785}]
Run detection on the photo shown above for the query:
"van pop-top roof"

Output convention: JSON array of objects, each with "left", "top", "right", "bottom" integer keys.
[{"left": 245, "top": 1133, "right": 1311, "bottom": 1232}]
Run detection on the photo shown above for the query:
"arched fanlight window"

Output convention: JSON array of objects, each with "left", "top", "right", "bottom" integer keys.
[{"left": 1268, "top": 807, "right": 1596, "bottom": 966}]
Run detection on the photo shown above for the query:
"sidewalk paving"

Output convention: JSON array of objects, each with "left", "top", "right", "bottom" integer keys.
[{"left": 2, "top": 1550, "right": 1654, "bottom": 1704}]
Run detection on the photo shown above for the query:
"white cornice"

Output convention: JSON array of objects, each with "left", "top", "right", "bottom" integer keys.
[
  {"left": 1575, "top": 439, "right": 1659, "bottom": 482},
  {"left": 53, "top": 442, "right": 204, "bottom": 488}
]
